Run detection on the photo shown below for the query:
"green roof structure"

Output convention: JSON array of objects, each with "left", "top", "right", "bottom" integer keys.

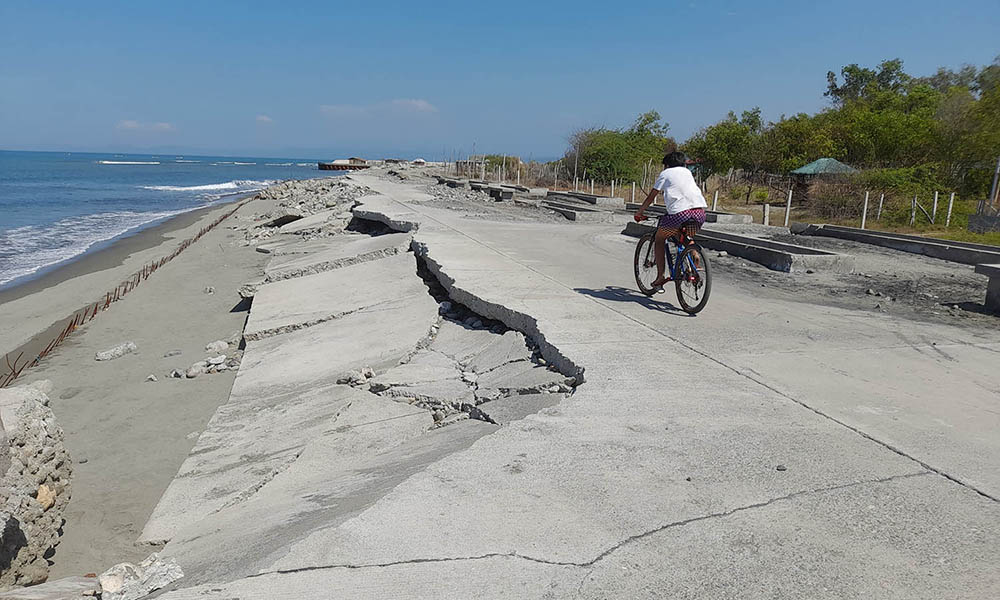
[{"left": 790, "top": 158, "right": 858, "bottom": 175}]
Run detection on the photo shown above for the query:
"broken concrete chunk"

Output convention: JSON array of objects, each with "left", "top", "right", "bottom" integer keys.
[
  {"left": 145, "top": 374, "right": 158, "bottom": 383},
  {"left": 98, "top": 553, "right": 183, "bottom": 600},
  {"left": 466, "top": 330, "right": 531, "bottom": 373},
  {"left": 237, "top": 283, "right": 258, "bottom": 299},
  {"left": 94, "top": 342, "right": 137, "bottom": 361},
  {"left": 204, "top": 340, "right": 228, "bottom": 353},
  {"left": 429, "top": 320, "right": 497, "bottom": 364},
  {"left": 206, "top": 355, "right": 226, "bottom": 366},
  {"left": 477, "top": 393, "right": 565, "bottom": 425},
  {"left": 261, "top": 209, "right": 303, "bottom": 228},
  {"left": 476, "top": 361, "right": 574, "bottom": 396}
]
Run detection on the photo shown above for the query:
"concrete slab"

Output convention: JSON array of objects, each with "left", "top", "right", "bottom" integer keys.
[
  {"left": 277, "top": 207, "right": 348, "bottom": 234},
  {"left": 140, "top": 384, "right": 365, "bottom": 544},
  {"left": 475, "top": 359, "right": 573, "bottom": 394},
  {"left": 974, "top": 263, "right": 1000, "bottom": 312},
  {"left": 235, "top": 293, "right": 439, "bottom": 399},
  {"left": 465, "top": 330, "right": 531, "bottom": 373},
  {"left": 255, "top": 236, "right": 338, "bottom": 256},
  {"left": 263, "top": 231, "right": 411, "bottom": 281},
  {"left": 808, "top": 224, "right": 1000, "bottom": 265},
  {"left": 0, "top": 577, "right": 100, "bottom": 599},
  {"left": 623, "top": 221, "right": 854, "bottom": 273},
  {"left": 369, "top": 359, "right": 462, "bottom": 391},
  {"left": 477, "top": 392, "right": 564, "bottom": 424},
  {"left": 427, "top": 320, "right": 497, "bottom": 364},
  {"left": 156, "top": 418, "right": 497, "bottom": 588},
  {"left": 245, "top": 253, "right": 421, "bottom": 340},
  {"left": 542, "top": 200, "right": 613, "bottom": 222}
]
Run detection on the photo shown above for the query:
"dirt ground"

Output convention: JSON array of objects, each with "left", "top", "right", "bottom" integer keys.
[{"left": 711, "top": 229, "right": 999, "bottom": 333}]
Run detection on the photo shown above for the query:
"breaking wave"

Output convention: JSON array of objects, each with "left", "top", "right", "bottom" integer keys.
[
  {"left": 140, "top": 179, "right": 274, "bottom": 193},
  {"left": 98, "top": 160, "right": 161, "bottom": 165},
  {"left": 0, "top": 209, "right": 185, "bottom": 286}
]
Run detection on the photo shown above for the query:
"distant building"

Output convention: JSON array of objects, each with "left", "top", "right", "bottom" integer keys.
[
  {"left": 318, "top": 156, "right": 370, "bottom": 171},
  {"left": 790, "top": 158, "right": 858, "bottom": 201}
]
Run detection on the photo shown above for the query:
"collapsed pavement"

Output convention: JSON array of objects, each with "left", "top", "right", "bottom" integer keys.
[{"left": 133, "top": 178, "right": 581, "bottom": 591}]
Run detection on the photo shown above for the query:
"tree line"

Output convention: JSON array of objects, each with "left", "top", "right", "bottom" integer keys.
[{"left": 560, "top": 57, "right": 1000, "bottom": 199}]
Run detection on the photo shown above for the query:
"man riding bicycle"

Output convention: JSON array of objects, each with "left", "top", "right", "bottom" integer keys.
[{"left": 633, "top": 151, "right": 708, "bottom": 289}]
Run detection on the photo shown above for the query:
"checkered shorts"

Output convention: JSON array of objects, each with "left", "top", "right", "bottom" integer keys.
[{"left": 657, "top": 208, "right": 706, "bottom": 233}]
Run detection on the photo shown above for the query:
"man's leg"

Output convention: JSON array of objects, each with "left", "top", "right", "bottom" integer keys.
[{"left": 653, "top": 227, "right": 675, "bottom": 286}]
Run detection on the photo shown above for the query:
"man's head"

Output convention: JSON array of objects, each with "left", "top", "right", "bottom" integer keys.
[{"left": 663, "top": 151, "right": 687, "bottom": 168}]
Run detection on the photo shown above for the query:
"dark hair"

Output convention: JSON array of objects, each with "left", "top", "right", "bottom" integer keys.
[{"left": 663, "top": 151, "right": 687, "bottom": 168}]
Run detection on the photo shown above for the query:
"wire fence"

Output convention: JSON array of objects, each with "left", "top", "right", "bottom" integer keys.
[{"left": 0, "top": 199, "right": 249, "bottom": 389}]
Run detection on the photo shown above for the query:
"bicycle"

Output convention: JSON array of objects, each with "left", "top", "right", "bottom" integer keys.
[{"left": 633, "top": 218, "right": 712, "bottom": 314}]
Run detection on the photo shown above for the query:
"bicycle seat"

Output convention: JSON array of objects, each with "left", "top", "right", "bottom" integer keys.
[{"left": 680, "top": 219, "right": 701, "bottom": 236}]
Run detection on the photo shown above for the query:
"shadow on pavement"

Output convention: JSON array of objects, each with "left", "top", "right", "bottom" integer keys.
[{"left": 573, "top": 286, "right": 692, "bottom": 316}]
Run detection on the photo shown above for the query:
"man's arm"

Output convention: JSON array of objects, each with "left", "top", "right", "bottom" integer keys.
[{"left": 634, "top": 188, "right": 659, "bottom": 221}]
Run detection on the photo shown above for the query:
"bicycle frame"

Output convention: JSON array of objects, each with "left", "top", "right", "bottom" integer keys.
[{"left": 663, "top": 227, "right": 698, "bottom": 282}]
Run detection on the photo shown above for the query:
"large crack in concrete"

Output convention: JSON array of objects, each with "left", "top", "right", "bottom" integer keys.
[
  {"left": 241, "top": 471, "right": 932, "bottom": 580},
  {"left": 334, "top": 248, "right": 580, "bottom": 428}
]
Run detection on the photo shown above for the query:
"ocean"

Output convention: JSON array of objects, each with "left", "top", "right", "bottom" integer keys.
[{"left": 0, "top": 150, "right": 333, "bottom": 289}]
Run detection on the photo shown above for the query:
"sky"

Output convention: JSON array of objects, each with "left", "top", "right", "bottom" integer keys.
[{"left": 1, "top": 0, "right": 998, "bottom": 160}]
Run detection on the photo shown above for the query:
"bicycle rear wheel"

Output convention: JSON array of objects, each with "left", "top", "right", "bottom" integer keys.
[
  {"left": 634, "top": 233, "right": 659, "bottom": 296},
  {"left": 675, "top": 244, "right": 711, "bottom": 314}
]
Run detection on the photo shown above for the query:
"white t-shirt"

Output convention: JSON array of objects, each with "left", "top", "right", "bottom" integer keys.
[{"left": 653, "top": 167, "right": 707, "bottom": 214}]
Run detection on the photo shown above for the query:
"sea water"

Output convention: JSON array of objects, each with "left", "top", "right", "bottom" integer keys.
[{"left": 0, "top": 150, "right": 334, "bottom": 289}]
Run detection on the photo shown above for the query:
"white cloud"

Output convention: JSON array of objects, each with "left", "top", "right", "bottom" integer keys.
[
  {"left": 320, "top": 99, "right": 438, "bottom": 118},
  {"left": 256, "top": 114, "right": 273, "bottom": 123},
  {"left": 389, "top": 99, "right": 438, "bottom": 113},
  {"left": 116, "top": 119, "right": 174, "bottom": 132}
]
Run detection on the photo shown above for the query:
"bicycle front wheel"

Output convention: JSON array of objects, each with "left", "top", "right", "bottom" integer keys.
[
  {"left": 634, "top": 233, "right": 659, "bottom": 297},
  {"left": 675, "top": 244, "right": 711, "bottom": 314}
]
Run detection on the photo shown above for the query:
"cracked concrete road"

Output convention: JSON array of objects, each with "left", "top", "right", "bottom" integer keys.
[{"left": 160, "top": 175, "right": 1000, "bottom": 599}]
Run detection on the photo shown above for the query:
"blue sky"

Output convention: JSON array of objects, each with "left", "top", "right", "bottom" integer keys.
[{"left": 1, "top": 0, "right": 997, "bottom": 160}]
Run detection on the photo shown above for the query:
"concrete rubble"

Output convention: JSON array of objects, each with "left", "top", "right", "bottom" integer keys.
[
  {"left": 93, "top": 342, "right": 136, "bottom": 362},
  {"left": 0, "top": 382, "right": 72, "bottom": 590},
  {"left": 97, "top": 553, "right": 183, "bottom": 600}
]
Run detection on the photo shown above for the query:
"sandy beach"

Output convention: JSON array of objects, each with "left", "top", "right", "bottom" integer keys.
[{"left": 1, "top": 197, "right": 270, "bottom": 577}]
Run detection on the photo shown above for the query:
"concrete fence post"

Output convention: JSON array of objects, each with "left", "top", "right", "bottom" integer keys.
[
  {"left": 877, "top": 193, "right": 885, "bottom": 221},
  {"left": 590, "top": 180, "right": 594, "bottom": 194},
  {"left": 861, "top": 191, "right": 870, "bottom": 230},
  {"left": 911, "top": 195, "right": 917, "bottom": 226},
  {"left": 946, "top": 192, "right": 955, "bottom": 227},
  {"left": 611, "top": 180, "right": 615, "bottom": 198},
  {"left": 712, "top": 190, "right": 719, "bottom": 212},
  {"left": 763, "top": 203, "right": 770, "bottom": 226},
  {"left": 517, "top": 169, "right": 520, "bottom": 185},
  {"left": 932, "top": 191, "right": 939, "bottom": 224},
  {"left": 784, "top": 189, "right": 792, "bottom": 227},
  {"left": 632, "top": 182, "right": 636, "bottom": 203},
  {"left": 575, "top": 177, "right": 578, "bottom": 191}
]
